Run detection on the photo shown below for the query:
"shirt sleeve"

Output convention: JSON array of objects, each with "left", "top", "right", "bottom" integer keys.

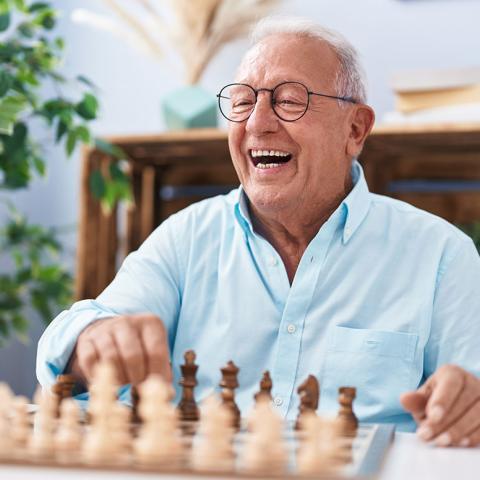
[
  {"left": 425, "top": 237, "right": 480, "bottom": 378},
  {"left": 36, "top": 214, "right": 183, "bottom": 387}
]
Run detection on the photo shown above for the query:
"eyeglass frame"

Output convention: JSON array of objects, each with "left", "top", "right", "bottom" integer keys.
[{"left": 216, "top": 81, "right": 358, "bottom": 123}]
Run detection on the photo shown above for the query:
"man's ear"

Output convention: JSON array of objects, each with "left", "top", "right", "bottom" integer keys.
[{"left": 345, "top": 105, "right": 375, "bottom": 158}]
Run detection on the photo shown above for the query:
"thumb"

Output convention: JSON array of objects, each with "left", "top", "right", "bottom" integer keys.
[{"left": 400, "top": 384, "right": 431, "bottom": 421}]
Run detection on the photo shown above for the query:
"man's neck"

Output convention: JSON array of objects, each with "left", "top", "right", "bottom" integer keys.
[{"left": 248, "top": 177, "right": 353, "bottom": 284}]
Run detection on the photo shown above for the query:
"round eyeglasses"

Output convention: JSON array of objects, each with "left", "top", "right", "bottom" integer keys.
[{"left": 217, "top": 81, "right": 357, "bottom": 123}]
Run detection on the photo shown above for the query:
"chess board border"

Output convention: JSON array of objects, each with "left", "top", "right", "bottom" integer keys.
[
  {"left": 355, "top": 424, "right": 395, "bottom": 479},
  {"left": 0, "top": 423, "right": 395, "bottom": 479}
]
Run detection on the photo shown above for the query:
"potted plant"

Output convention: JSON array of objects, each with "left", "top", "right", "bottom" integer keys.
[{"left": 0, "top": 0, "right": 130, "bottom": 345}]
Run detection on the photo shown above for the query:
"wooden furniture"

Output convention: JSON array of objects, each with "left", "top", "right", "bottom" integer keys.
[
  {"left": 76, "top": 123, "right": 480, "bottom": 300},
  {"left": 362, "top": 122, "right": 480, "bottom": 224}
]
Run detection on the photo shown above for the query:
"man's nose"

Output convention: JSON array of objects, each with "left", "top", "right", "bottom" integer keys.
[{"left": 245, "top": 91, "right": 279, "bottom": 134}]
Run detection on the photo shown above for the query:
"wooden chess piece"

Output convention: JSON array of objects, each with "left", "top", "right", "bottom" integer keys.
[
  {"left": 191, "top": 395, "right": 234, "bottom": 472},
  {"left": 219, "top": 360, "right": 241, "bottom": 428},
  {"left": 51, "top": 374, "right": 76, "bottom": 417},
  {"left": 135, "top": 375, "right": 182, "bottom": 468},
  {"left": 295, "top": 374, "right": 320, "bottom": 430},
  {"left": 254, "top": 371, "right": 273, "bottom": 402},
  {"left": 336, "top": 386, "right": 358, "bottom": 437},
  {"left": 30, "top": 388, "right": 57, "bottom": 460},
  {"left": 242, "top": 397, "right": 287, "bottom": 474},
  {"left": 0, "top": 383, "right": 14, "bottom": 459},
  {"left": 177, "top": 350, "right": 200, "bottom": 422},
  {"left": 55, "top": 398, "right": 82, "bottom": 463},
  {"left": 131, "top": 385, "right": 141, "bottom": 423}
]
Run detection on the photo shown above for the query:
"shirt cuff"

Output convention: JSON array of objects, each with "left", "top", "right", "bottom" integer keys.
[{"left": 36, "top": 299, "right": 118, "bottom": 386}]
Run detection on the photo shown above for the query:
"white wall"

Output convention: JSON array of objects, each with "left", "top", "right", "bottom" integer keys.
[{"left": 2, "top": 0, "right": 480, "bottom": 395}]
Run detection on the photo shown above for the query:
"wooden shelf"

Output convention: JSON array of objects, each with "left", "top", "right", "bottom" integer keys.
[{"left": 76, "top": 125, "right": 480, "bottom": 299}]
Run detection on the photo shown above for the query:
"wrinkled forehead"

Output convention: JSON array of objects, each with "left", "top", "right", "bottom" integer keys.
[{"left": 235, "top": 34, "right": 340, "bottom": 90}]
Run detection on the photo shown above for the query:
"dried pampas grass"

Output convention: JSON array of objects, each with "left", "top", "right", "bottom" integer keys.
[{"left": 77, "top": 0, "right": 281, "bottom": 84}]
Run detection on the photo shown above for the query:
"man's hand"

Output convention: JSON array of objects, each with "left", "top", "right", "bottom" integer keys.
[
  {"left": 68, "top": 314, "right": 172, "bottom": 387},
  {"left": 401, "top": 365, "right": 480, "bottom": 447}
]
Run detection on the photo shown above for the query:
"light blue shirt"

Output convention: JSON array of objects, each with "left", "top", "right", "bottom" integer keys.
[{"left": 37, "top": 161, "right": 480, "bottom": 432}]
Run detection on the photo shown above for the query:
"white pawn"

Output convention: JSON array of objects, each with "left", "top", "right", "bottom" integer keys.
[
  {"left": 30, "top": 388, "right": 57, "bottom": 460},
  {"left": 11, "top": 396, "right": 31, "bottom": 453},
  {"left": 191, "top": 395, "right": 234, "bottom": 472},
  {"left": 110, "top": 402, "right": 132, "bottom": 464},
  {"left": 83, "top": 361, "right": 120, "bottom": 465},
  {"left": 134, "top": 375, "right": 182, "bottom": 468},
  {"left": 242, "top": 397, "right": 288, "bottom": 474},
  {"left": 297, "top": 412, "right": 324, "bottom": 473},
  {"left": 55, "top": 399, "right": 82, "bottom": 463},
  {"left": 0, "top": 383, "right": 14, "bottom": 459}
]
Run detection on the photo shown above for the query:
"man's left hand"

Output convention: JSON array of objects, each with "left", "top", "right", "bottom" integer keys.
[{"left": 400, "top": 364, "right": 480, "bottom": 447}]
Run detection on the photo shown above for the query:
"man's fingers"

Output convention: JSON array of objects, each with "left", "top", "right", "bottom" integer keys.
[
  {"left": 75, "top": 338, "right": 99, "bottom": 383},
  {"left": 92, "top": 333, "right": 128, "bottom": 385},
  {"left": 112, "top": 322, "right": 146, "bottom": 385},
  {"left": 465, "top": 424, "right": 480, "bottom": 447},
  {"left": 424, "top": 365, "right": 465, "bottom": 424},
  {"left": 425, "top": 374, "right": 480, "bottom": 440},
  {"left": 433, "top": 399, "right": 480, "bottom": 446},
  {"left": 400, "top": 389, "right": 428, "bottom": 421},
  {"left": 141, "top": 320, "right": 172, "bottom": 382}
]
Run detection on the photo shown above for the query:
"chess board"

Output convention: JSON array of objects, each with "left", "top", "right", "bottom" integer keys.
[{"left": 0, "top": 418, "right": 395, "bottom": 479}]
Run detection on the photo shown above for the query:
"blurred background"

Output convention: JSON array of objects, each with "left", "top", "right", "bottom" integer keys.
[{"left": 1, "top": 0, "right": 480, "bottom": 396}]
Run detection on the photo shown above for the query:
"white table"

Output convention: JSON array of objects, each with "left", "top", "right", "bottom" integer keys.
[{"left": 0, "top": 433, "right": 478, "bottom": 479}]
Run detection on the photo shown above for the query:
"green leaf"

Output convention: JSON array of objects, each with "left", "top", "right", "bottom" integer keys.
[
  {"left": 75, "top": 93, "right": 98, "bottom": 120},
  {"left": 0, "top": 70, "right": 13, "bottom": 97},
  {"left": 0, "top": 95, "right": 28, "bottom": 134},
  {"left": 0, "top": 0, "right": 8, "bottom": 15},
  {"left": 12, "top": 0, "right": 27, "bottom": 11},
  {"left": 89, "top": 169, "right": 106, "bottom": 199},
  {"left": 28, "top": 2, "right": 50, "bottom": 12},
  {"left": 74, "top": 124, "right": 90, "bottom": 144},
  {"left": 94, "top": 137, "right": 125, "bottom": 159},
  {"left": 54, "top": 37, "right": 64, "bottom": 50},
  {"left": 32, "top": 155, "right": 45, "bottom": 176},
  {"left": 0, "top": 12, "right": 10, "bottom": 32},
  {"left": 55, "top": 119, "right": 68, "bottom": 142},
  {"left": 76, "top": 74, "right": 97, "bottom": 90},
  {"left": 65, "top": 130, "right": 77, "bottom": 156},
  {"left": 17, "top": 21, "right": 35, "bottom": 37}
]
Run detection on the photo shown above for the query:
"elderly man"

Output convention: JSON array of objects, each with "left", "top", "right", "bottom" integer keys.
[{"left": 37, "top": 17, "right": 480, "bottom": 447}]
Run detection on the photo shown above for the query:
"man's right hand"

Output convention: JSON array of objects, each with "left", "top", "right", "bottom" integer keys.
[{"left": 68, "top": 313, "right": 172, "bottom": 387}]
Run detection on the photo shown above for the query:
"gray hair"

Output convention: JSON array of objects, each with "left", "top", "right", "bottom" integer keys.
[{"left": 249, "top": 16, "right": 367, "bottom": 104}]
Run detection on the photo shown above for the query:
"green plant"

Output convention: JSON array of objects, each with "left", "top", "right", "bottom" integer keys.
[
  {"left": 0, "top": 0, "right": 131, "bottom": 344},
  {"left": 458, "top": 221, "right": 480, "bottom": 254}
]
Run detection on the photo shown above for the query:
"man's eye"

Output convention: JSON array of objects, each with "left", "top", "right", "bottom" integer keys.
[
  {"left": 275, "top": 98, "right": 303, "bottom": 106},
  {"left": 233, "top": 100, "right": 254, "bottom": 107}
]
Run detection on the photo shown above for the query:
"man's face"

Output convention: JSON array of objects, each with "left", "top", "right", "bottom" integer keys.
[{"left": 228, "top": 34, "right": 362, "bottom": 216}]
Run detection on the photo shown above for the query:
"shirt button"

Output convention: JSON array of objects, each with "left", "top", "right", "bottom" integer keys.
[
  {"left": 345, "top": 227, "right": 352, "bottom": 235},
  {"left": 274, "top": 396, "right": 283, "bottom": 406},
  {"left": 287, "top": 324, "right": 296, "bottom": 334},
  {"left": 269, "top": 257, "right": 278, "bottom": 266}
]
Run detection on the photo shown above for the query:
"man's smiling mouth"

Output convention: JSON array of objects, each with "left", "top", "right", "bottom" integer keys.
[{"left": 249, "top": 149, "right": 293, "bottom": 169}]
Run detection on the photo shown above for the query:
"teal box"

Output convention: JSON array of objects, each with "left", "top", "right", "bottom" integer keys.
[{"left": 162, "top": 85, "right": 217, "bottom": 129}]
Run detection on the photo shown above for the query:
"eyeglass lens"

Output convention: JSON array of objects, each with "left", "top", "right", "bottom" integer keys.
[{"left": 218, "top": 82, "right": 309, "bottom": 122}]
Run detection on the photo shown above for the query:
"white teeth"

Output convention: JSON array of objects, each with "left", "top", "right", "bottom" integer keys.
[
  {"left": 256, "top": 162, "right": 281, "bottom": 169},
  {"left": 250, "top": 149, "right": 291, "bottom": 158}
]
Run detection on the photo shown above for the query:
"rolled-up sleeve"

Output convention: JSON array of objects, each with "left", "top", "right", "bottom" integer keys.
[{"left": 36, "top": 214, "right": 183, "bottom": 387}]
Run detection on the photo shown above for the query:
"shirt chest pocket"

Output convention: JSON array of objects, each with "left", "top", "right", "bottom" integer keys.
[{"left": 321, "top": 326, "right": 419, "bottom": 421}]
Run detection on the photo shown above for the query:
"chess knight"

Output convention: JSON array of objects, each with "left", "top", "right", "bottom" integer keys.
[{"left": 37, "top": 15, "right": 480, "bottom": 448}]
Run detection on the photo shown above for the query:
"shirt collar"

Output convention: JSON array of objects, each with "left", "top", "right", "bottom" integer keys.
[
  {"left": 342, "top": 160, "right": 371, "bottom": 244},
  {"left": 234, "top": 159, "right": 371, "bottom": 244}
]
